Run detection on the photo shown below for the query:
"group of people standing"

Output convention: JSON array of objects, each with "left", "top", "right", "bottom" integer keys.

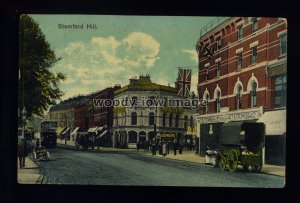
[{"left": 137, "top": 140, "right": 186, "bottom": 156}]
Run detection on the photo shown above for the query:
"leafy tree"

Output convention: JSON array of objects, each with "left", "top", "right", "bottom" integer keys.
[{"left": 19, "top": 14, "right": 66, "bottom": 123}]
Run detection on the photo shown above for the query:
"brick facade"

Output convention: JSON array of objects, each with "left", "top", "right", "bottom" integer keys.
[
  {"left": 197, "top": 17, "right": 287, "bottom": 115},
  {"left": 92, "top": 86, "right": 121, "bottom": 128}
]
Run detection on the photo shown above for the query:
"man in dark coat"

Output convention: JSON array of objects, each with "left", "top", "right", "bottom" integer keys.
[
  {"left": 18, "top": 138, "right": 28, "bottom": 169},
  {"left": 173, "top": 141, "right": 177, "bottom": 156}
]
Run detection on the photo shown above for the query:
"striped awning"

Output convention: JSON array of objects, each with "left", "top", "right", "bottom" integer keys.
[
  {"left": 99, "top": 130, "right": 108, "bottom": 138},
  {"left": 71, "top": 127, "right": 80, "bottom": 135},
  {"left": 56, "top": 127, "right": 66, "bottom": 134},
  {"left": 88, "top": 127, "right": 98, "bottom": 133},
  {"left": 95, "top": 126, "right": 103, "bottom": 134},
  {"left": 62, "top": 127, "right": 70, "bottom": 135}
]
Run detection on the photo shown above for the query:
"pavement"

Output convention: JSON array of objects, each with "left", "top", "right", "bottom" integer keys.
[
  {"left": 56, "top": 139, "right": 285, "bottom": 177},
  {"left": 17, "top": 156, "right": 43, "bottom": 184}
]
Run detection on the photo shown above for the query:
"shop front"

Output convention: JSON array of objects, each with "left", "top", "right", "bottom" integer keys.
[
  {"left": 195, "top": 107, "right": 264, "bottom": 156},
  {"left": 257, "top": 109, "right": 286, "bottom": 165}
]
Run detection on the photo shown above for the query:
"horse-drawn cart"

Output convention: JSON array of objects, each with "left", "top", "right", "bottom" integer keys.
[{"left": 216, "top": 122, "right": 265, "bottom": 173}]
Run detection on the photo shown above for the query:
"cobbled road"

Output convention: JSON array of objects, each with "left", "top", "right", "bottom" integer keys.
[{"left": 36, "top": 148, "right": 284, "bottom": 187}]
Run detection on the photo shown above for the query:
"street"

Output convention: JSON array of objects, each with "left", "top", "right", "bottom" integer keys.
[{"left": 36, "top": 148, "right": 284, "bottom": 187}]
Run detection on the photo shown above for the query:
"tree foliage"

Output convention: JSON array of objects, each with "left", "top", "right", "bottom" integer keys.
[{"left": 19, "top": 14, "right": 66, "bottom": 121}]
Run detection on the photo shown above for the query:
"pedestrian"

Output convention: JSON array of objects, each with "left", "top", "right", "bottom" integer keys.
[
  {"left": 166, "top": 141, "right": 170, "bottom": 155},
  {"left": 35, "top": 138, "right": 40, "bottom": 149},
  {"left": 162, "top": 141, "right": 167, "bottom": 157},
  {"left": 179, "top": 141, "right": 183, "bottom": 155},
  {"left": 152, "top": 142, "right": 156, "bottom": 155},
  {"left": 159, "top": 142, "right": 162, "bottom": 155},
  {"left": 173, "top": 141, "right": 177, "bottom": 156},
  {"left": 137, "top": 142, "right": 140, "bottom": 151},
  {"left": 18, "top": 138, "right": 28, "bottom": 169}
]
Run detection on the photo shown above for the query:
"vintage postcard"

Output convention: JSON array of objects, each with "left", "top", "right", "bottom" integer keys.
[{"left": 18, "top": 15, "right": 286, "bottom": 187}]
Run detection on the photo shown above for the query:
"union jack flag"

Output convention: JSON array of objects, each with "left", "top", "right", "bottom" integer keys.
[{"left": 176, "top": 68, "right": 192, "bottom": 97}]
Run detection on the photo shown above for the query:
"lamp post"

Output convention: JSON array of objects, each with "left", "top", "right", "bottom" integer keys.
[
  {"left": 148, "top": 91, "right": 159, "bottom": 142},
  {"left": 22, "top": 108, "right": 27, "bottom": 138}
]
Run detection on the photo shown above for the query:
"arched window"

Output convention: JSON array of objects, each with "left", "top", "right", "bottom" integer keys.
[
  {"left": 205, "top": 94, "right": 209, "bottom": 114},
  {"left": 216, "top": 91, "right": 221, "bottom": 113},
  {"left": 175, "top": 114, "right": 180, "bottom": 128},
  {"left": 131, "top": 112, "right": 137, "bottom": 125},
  {"left": 251, "top": 82, "right": 257, "bottom": 107},
  {"left": 149, "top": 112, "right": 155, "bottom": 126},
  {"left": 184, "top": 115, "right": 188, "bottom": 130},
  {"left": 169, "top": 114, "right": 173, "bottom": 127},
  {"left": 236, "top": 85, "right": 242, "bottom": 110},
  {"left": 162, "top": 113, "right": 166, "bottom": 127}
]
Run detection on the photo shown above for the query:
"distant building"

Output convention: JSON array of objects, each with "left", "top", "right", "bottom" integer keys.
[
  {"left": 113, "top": 75, "right": 196, "bottom": 148},
  {"left": 195, "top": 17, "right": 286, "bottom": 165}
]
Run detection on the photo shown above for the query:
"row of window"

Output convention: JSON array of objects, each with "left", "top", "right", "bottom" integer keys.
[
  {"left": 237, "top": 17, "right": 258, "bottom": 41},
  {"left": 203, "top": 81, "right": 258, "bottom": 114},
  {"left": 116, "top": 113, "right": 194, "bottom": 129},
  {"left": 213, "top": 18, "right": 258, "bottom": 52},
  {"left": 236, "top": 46, "right": 259, "bottom": 70},
  {"left": 203, "top": 74, "right": 286, "bottom": 114},
  {"left": 204, "top": 34, "right": 287, "bottom": 81}
]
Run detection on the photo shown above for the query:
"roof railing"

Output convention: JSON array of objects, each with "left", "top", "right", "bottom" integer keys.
[{"left": 200, "top": 16, "right": 230, "bottom": 38}]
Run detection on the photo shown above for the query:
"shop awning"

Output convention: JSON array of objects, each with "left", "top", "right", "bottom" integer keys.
[
  {"left": 62, "top": 127, "right": 70, "bottom": 135},
  {"left": 56, "top": 127, "right": 65, "bottom": 134},
  {"left": 88, "top": 127, "right": 98, "bottom": 133},
  {"left": 99, "top": 130, "right": 108, "bottom": 138},
  {"left": 95, "top": 126, "right": 103, "bottom": 134},
  {"left": 257, "top": 110, "right": 286, "bottom": 135},
  {"left": 71, "top": 127, "right": 79, "bottom": 136},
  {"left": 160, "top": 134, "right": 176, "bottom": 138}
]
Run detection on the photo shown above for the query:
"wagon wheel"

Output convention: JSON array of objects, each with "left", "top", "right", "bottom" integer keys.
[
  {"left": 242, "top": 164, "right": 249, "bottom": 172},
  {"left": 252, "top": 165, "right": 262, "bottom": 173},
  {"left": 220, "top": 156, "right": 228, "bottom": 171},
  {"left": 227, "top": 150, "right": 238, "bottom": 172}
]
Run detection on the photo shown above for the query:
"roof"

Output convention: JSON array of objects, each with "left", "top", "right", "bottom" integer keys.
[
  {"left": 114, "top": 75, "right": 177, "bottom": 95},
  {"left": 199, "top": 16, "right": 231, "bottom": 40}
]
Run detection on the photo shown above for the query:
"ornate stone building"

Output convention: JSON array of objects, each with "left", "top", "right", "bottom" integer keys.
[{"left": 113, "top": 75, "right": 196, "bottom": 148}]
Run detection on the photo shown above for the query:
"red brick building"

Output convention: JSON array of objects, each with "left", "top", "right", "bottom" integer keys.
[
  {"left": 195, "top": 17, "right": 287, "bottom": 165},
  {"left": 74, "top": 100, "right": 88, "bottom": 131},
  {"left": 93, "top": 86, "right": 120, "bottom": 128}
]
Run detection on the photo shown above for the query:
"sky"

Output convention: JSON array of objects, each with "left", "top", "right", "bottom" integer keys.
[{"left": 30, "top": 15, "right": 218, "bottom": 100}]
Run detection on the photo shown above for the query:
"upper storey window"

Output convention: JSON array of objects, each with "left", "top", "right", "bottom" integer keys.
[
  {"left": 216, "top": 38, "right": 222, "bottom": 50},
  {"left": 251, "top": 17, "right": 258, "bottom": 33},
  {"left": 237, "top": 25, "right": 243, "bottom": 40},
  {"left": 279, "top": 33, "right": 287, "bottom": 56},
  {"left": 237, "top": 52, "right": 242, "bottom": 70}
]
